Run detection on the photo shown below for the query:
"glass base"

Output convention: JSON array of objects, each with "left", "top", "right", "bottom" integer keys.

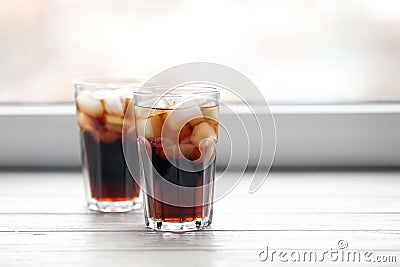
[
  {"left": 145, "top": 217, "right": 212, "bottom": 232},
  {"left": 87, "top": 199, "right": 142, "bottom": 212}
]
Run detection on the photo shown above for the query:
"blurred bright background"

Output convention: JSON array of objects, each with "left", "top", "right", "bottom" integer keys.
[{"left": 1, "top": 0, "right": 400, "bottom": 103}]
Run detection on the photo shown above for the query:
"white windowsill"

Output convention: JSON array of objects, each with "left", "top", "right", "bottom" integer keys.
[{"left": 0, "top": 103, "right": 399, "bottom": 168}]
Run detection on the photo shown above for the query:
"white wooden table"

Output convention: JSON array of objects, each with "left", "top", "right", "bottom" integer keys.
[{"left": 1, "top": 170, "right": 399, "bottom": 266}]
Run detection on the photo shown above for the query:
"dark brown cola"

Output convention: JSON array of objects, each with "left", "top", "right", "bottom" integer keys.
[
  {"left": 76, "top": 95, "right": 140, "bottom": 204},
  {"left": 144, "top": 138, "right": 215, "bottom": 223},
  {"left": 135, "top": 105, "right": 219, "bottom": 227},
  {"left": 82, "top": 132, "right": 140, "bottom": 202}
]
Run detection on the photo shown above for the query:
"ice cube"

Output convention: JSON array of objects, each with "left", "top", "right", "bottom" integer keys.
[
  {"left": 136, "top": 116, "right": 162, "bottom": 139},
  {"left": 135, "top": 105, "right": 168, "bottom": 120},
  {"left": 115, "top": 87, "right": 134, "bottom": 98},
  {"left": 105, "top": 114, "right": 123, "bottom": 133},
  {"left": 160, "top": 122, "right": 192, "bottom": 144},
  {"left": 201, "top": 106, "right": 219, "bottom": 120},
  {"left": 164, "top": 107, "right": 202, "bottom": 132},
  {"left": 92, "top": 89, "right": 113, "bottom": 100},
  {"left": 196, "top": 138, "right": 216, "bottom": 163},
  {"left": 77, "top": 111, "right": 96, "bottom": 131},
  {"left": 179, "top": 124, "right": 192, "bottom": 142},
  {"left": 161, "top": 143, "right": 196, "bottom": 160},
  {"left": 104, "top": 96, "right": 125, "bottom": 116},
  {"left": 180, "top": 136, "right": 192, "bottom": 144},
  {"left": 161, "top": 128, "right": 180, "bottom": 144},
  {"left": 149, "top": 109, "right": 168, "bottom": 118},
  {"left": 189, "top": 117, "right": 205, "bottom": 127},
  {"left": 99, "top": 130, "right": 119, "bottom": 143},
  {"left": 79, "top": 89, "right": 94, "bottom": 98},
  {"left": 179, "top": 143, "right": 196, "bottom": 160},
  {"left": 190, "top": 121, "right": 216, "bottom": 147},
  {"left": 140, "top": 97, "right": 170, "bottom": 109},
  {"left": 76, "top": 94, "right": 104, "bottom": 118},
  {"left": 193, "top": 147, "right": 201, "bottom": 161}
]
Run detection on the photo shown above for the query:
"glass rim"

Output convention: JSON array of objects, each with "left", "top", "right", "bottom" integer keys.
[
  {"left": 73, "top": 78, "right": 143, "bottom": 89},
  {"left": 133, "top": 85, "right": 220, "bottom": 98}
]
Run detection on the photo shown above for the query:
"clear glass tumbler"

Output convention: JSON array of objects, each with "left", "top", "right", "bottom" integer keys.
[
  {"left": 74, "top": 79, "right": 142, "bottom": 212},
  {"left": 133, "top": 86, "right": 219, "bottom": 231}
]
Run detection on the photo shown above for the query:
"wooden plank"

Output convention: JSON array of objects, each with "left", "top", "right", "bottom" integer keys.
[
  {"left": 1, "top": 231, "right": 399, "bottom": 267},
  {"left": 1, "top": 212, "right": 400, "bottom": 232},
  {"left": 2, "top": 250, "right": 400, "bottom": 267},
  {"left": 0, "top": 170, "right": 399, "bottom": 267},
  {"left": 1, "top": 230, "right": 399, "bottom": 251},
  {"left": 0, "top": 171, "right": 400, "bottom": 213},
  {"left": 9, "top": 250, "right": 399, "bottom": 267}
]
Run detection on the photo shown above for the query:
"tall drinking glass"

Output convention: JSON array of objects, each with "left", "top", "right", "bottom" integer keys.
[
  {"left": 74, "top": 79, "right": 142, "bottom": 212},
  {"left": 133, "top": 86, "right": 219, "bottom": 231}
]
